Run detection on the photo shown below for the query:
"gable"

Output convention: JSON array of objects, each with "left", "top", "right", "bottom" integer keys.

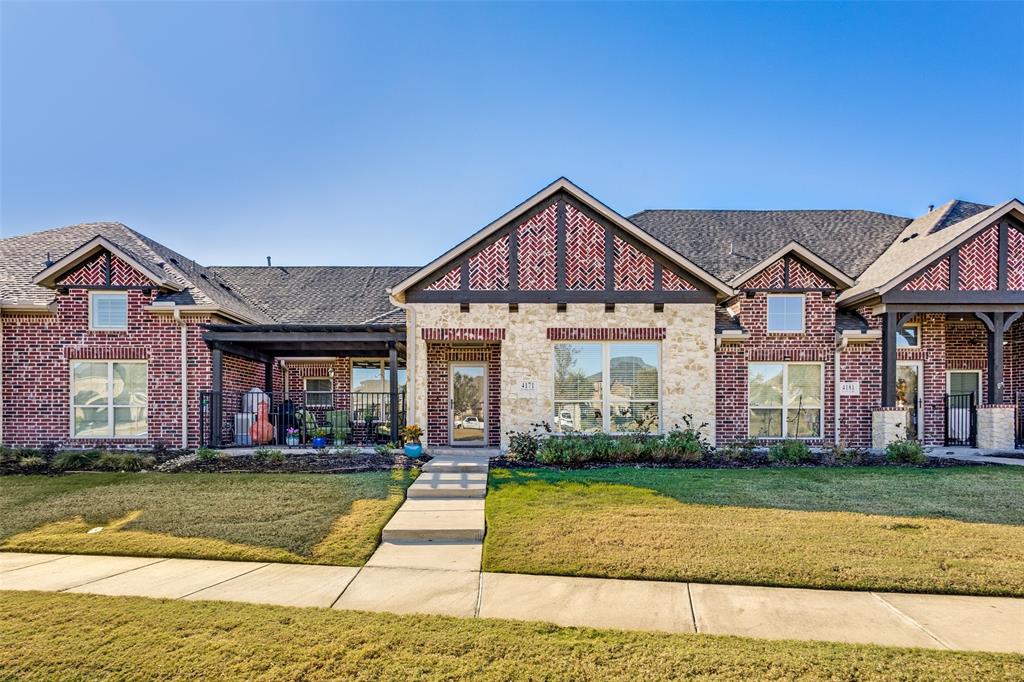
[
  {"left": 737, "top": 255, "right": 837, "bottom": 290},
  {"left": 55, "top": 251, "right": 160, "bottom": 288},
  {"left": 404, "top": 187, "right": 718, "bottom": 303}
]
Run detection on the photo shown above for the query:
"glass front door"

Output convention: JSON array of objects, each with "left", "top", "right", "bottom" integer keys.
[
  {"left": 450, "top": 364, "right": 486, "bottom": 445},
  {"left": 896, "top": 362, "right": 923, "bottom": 440}
]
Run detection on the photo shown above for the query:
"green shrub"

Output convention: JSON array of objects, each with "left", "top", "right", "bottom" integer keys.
[
  {"left": 18, "top": 456, "right": 48, "bottom": 473},
  {"left": 93, "top": 452, "right": 145, "bottom": 472},
  {"left": 254, "top": 448, "right": 285, "bottom": 464},
  {"left": 768, "top": 439, "right": 816, "bottom": 465},
  {"left": 54, "top": 449, "right": 103, "bottom": 471},
  {"left": 506, "top": 429, "right": 541, "bottom": 461},
  {"left": 886, "top": 438, "right": 926, "bottom": 465},
  {"left": 718, "top": 439, "right": 758, "bottom": 464},
  {"left": 195, "top": 447, "right": 219, "bottom": 462}
]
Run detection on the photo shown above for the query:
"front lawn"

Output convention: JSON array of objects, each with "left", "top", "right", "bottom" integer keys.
[
  {"left": 2, "top": 592, "right": 1019, "bottom": 681},
  {"left": 0, "top": 471, "right": 414, "bottom": 565},
  {"left": 484, "top": 466, "right": 1024, "bottom": 597}
]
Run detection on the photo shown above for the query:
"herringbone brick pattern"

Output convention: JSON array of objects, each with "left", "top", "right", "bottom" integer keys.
[
  {"left": 613, "top": 236, "right": 654, "bottom": 290},
  {"left": 789, "top": 260, "right": 831, "bottom": 289},
  {"left": 662, "top": 269, "right": 697, "bottom": 291},
  {"left": 517, "top": 202, "right": 558, "bottom": 290},
  {"left": 426, "top": 266, "right": 461, "bottom": 291},
  {"left": 1008, "top": 226, "right": 1024, "bottom": 291},
  {"left": 564, "top": 203, "right": 605, "bottom": 290},
  {"left": 741, "top": 258, "right": 785, "bottom": 289},
  {"left": 56, "top": 253, "right": 155, "bottom": 287},
  {"left": 958, "top": 225, "right": 999, "bottom": 290},
  {"left": 469, "top": 235, "right": 510, "bottom": 290},
  {"left": 901, "top": 257, "right": 949, "bottom": 291}
]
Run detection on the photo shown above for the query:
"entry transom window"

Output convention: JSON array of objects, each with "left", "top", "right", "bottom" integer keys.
[
  {"left": 748, "top": 362, "right": 822, "bottom": 438},
  {"left": 71, "top": 361, "right": 147, "bottom": 437},
  {"left": 303, "top": 378, "right": 333, "bottom": 407},
  {"left": 553, "top": 342, "right": 660, "bottom": 434},
  {"left": 766, "top": 295, "right": 804, "bottom": 333},
  {"left": 90, "top": 292, "right": 128, "bottom": 330},
  {"left": 896, "top": 322, "right": 920, "bottom": 348}
]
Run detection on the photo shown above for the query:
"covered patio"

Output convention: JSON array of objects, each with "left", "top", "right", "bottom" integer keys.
[{"left": 201, "top": 324, "right": 407, "bottom": 448}]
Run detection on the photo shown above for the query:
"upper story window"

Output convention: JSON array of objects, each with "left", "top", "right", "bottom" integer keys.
[
  {"left": 90, "top": 292, "right": 128, "bottom": 330},
  {"left": 303, "top": 378, "right": 333, "bottom": 407},
  {"left": 896, "top": 322, "right": 920, "bottom": 348},
  {"left": 766, "top": 294, "right": 804, "bottom": 333},
  {"left": 552, "top": 342, "right": 661, "bottom": 434}
]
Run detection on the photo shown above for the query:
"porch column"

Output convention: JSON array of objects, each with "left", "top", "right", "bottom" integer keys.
[
  {"left": 988, "top": 312, "right": 1005, "bottom": 404},
  {"left": 388, "top": 340, "right": 400, "bottom": 443},
  {"left": 211, "top": 348, "right": 223, "bottom": 447},
  {"left": 881, "top": 311, "right": 897, "bottom": 407}
]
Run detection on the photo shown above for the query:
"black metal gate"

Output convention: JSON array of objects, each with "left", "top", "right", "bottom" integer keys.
[
  {"left": 1016, "top": 391, "right": 1024, "bottom": 449},
  {"left": 944, "top": 393, "right": 977, "bottom": 447}
]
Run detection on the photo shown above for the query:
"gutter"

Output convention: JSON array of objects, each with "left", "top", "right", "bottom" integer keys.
[
  {"left": 143, "top": 303, "right": 259, "bottom": 325},
  {"left": 714, "top": 330, "right": 748, "bottom": 350}
]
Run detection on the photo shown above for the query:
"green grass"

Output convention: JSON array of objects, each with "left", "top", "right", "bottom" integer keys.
[
  {"left": 0, "top": 471, "right": 414, "bottom": 565},
  {"left": 484, "top": 466, "right": 1024, "bottom": 596},
  {"left": 2, "top": 592, "right": 1020, "bottom": 681}
]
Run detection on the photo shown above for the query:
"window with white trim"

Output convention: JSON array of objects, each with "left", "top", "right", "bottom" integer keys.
[
  {"left": 71, "top": 361, "right": 147, "bottom": 437},
  {"left": 303, "top": 378, "right": 333, "bottom": 407},
  {"left": 89, "top": 292, "right": 128, "bottom": 330},
  {"left": 766, "top": 294, "right": 804, "bottom": 333},
  {"left": 553, "top": 342, "right": 660, "bottom": 434},
  {"left": 896, "top": 322, "right": 920, "bottom": 348},
  {"left": 748, "top": 362, "right": 822, "bottom": 438}
]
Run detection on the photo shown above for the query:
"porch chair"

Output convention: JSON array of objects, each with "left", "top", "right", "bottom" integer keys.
[
  {"left": 294, "top": 409, "right": 330, "bottom": 442},
  {"left": 325, "top": 410, "right": 351, "bottom": 444}
]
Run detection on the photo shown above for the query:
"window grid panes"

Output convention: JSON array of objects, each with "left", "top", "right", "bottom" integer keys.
[
  {"left": 767, "top": 295, "right": 804, "bottom": 333},
  {"left": 72, "top": 361, "right": 147, "bottom": 437},
  {"left": 303, "top": 378, "right": 333, "bottom": 407},
  {"left": 748, "top": 362, "right": 821, "bottom": 438},
  {"left": 553, "top": 342, "right": 660, "bottom": 434},
  {"left": 90, "top": 293, "right": 128, "bottom": 330}
]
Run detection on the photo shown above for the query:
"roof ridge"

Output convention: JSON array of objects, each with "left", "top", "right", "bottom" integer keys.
[
  {"left": 632, "top": 208, "right": 911, "bottom": 219},
  {"left": 210, "top": 264, "right": 420, "bottom": 270},
  {"left": 0, "top": 221, "right": 129, "bottom": 244}
]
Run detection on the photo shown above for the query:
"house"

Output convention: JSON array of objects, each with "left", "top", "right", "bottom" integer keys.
[{"left": 2, "top": 178, "right": 1022, "bottom": 452}]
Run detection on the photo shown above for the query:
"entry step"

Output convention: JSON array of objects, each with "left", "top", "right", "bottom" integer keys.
[
  {"left": 421, "top": 456, "right": 490, "bottom": 474},
  {"left": 381, "top": 508, "right": 485, "bottom": 541}
]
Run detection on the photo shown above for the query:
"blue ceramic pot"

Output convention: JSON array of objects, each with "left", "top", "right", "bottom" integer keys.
[
  {"left": 403, "top": 443, "right": 423, "bottom": 459},
  {"left": 312, "top": 436, "right": 328, "bottom": 448}
]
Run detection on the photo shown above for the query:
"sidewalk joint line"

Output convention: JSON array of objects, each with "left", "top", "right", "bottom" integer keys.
[
  {"left": 330, "top": 566, "right": 363, "bottom": 608},
  {"left": 870, "top": 592, "right": 954, "bottom": 650},
  {"left": 56, "top": 556, "right": 169, "bottom": 592},
  {"left": 178, "top": 562, "right": 270, "bottom": 600},
  {"left": 1, "top": 554, "right": 70, "bottom": 573},
  {"left": 474, "top": 571, "right": 484, "bottom": 618},
  {"left": 686, "top": 583, "right": 698, "bottom": 634}
]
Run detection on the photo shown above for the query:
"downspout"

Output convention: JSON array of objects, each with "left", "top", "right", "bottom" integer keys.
[
  {"left": 173, "top": 308, "right": 188, "bottom": 449},
  {"left": 834, "top": 335, "right": 849, "bottom": 445},
  {"left": 389, "top": 293, "right": 415, "bottom": 426}
]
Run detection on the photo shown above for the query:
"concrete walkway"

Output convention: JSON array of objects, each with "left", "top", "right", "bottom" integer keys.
[
  {"left": 2, "top": 550, "right": 1021, "bottom": 653},
  {"left": 926, "top": 446, "right": 1024, "bottom": 466}
]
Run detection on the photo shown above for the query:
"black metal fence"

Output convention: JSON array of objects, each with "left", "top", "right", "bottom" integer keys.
[
  {"left": 199, "top": 390, "right": 405, "bottom": 448},
  {"left": 944, "top": 393, "right": 977, "bottom": 447},
  {"left": 1017, "top": 391, "right": 1024, "bottom": 449}
]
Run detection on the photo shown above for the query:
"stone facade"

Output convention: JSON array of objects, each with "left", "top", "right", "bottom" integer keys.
[
  {"left": 407, "top": 302, "right": 717, "bottom": 450},
  {"left": 872, "top": 408, "right": 909, "bottom": 448},
  {"left": 976, "top": 405, "right": 1015, "bottom": 450}
]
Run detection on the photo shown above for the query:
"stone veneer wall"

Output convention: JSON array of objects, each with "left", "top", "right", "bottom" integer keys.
[{"left": 407, "top": 303, "right": 717, "bottom": 450}]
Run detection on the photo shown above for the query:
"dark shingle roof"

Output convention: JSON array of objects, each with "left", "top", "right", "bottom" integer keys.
[
  {"left": 629, "top": 209, "right": 912, "bottom": 281},
  {"left": 210, "top": 266, "right": 418, "bottom": 325},
  {"left": 0, "top": 222, "right": 271, "bottom": 322},
  {"left": 836, "top": 310, "right": 870, "bottom": 333},
  {"left": 715, "top": 308, "right": 744, "bottom": 333}
]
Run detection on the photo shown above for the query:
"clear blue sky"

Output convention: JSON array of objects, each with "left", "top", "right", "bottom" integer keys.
[{"left": 2, "top": 1, "right": 1022, "bottom": 266}]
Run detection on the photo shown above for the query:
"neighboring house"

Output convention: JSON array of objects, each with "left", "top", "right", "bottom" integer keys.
[{"left": 2, "top": 178, "right": 1022, "bottom": 452}]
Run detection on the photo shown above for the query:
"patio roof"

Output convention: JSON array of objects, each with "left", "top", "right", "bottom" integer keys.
[{"left": 202, "top": 323, "right": 406, "bottom": 363}]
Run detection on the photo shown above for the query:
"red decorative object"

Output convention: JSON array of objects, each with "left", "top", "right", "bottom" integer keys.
[{"left": 249, "top": 401, "right": 274, "bottom": 445}]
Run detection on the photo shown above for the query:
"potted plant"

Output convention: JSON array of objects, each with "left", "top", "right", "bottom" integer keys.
[
  {"left": 312, "top": 427, "right": 329, "bottom": 449},
  {"left": 285, "top": 427, "right": 300, "bottom": 447},
  {"left": 402, "top": 424, "right": 423, "bottom": 458}
]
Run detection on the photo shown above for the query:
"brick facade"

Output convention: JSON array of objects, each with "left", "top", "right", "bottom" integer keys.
[{"left": 425, "top": 342, "right": 501, "bottom": 447}]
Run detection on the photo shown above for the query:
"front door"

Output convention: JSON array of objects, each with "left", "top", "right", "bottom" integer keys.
[
  {"left": 450, "top": 363, "right": 486, "bottom": 446},
  {"left": 896, "top": 361, "right": 923, "bottom": 440}
]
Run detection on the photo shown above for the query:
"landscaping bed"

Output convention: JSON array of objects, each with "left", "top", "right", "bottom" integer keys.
[
  {"left": 3, "top": 591, "right": 1020, "bottom": 681},
  {"left": 484, "top": 466, "right": 1024, "bottom": 597},
  {"left": 175, "top": 448, "right": 423, "bottom": 474},
  {"left": 0, "top": 470, "right": 415, "bottom": 565}
]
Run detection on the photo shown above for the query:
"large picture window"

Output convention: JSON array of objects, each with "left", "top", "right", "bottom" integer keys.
[
  {"left": 748, "top": 362, "right": 822, "bottom": 438},
  {"left": 71, "top": 361, "right": 147, "bottom": 437},
  {"left": 553, "top": 342, "right": 660, "bottom": 434}
]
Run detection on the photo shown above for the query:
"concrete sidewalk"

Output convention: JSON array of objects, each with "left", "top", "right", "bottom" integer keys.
[{"left": 2, "top": 550, "right": 1021, "bottom": 654}]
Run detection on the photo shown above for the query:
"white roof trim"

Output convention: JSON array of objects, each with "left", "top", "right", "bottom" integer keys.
[
  {"left": 31, "top": 235, "right": 180, "bottom": 290},
  {"left": 388, "top": 177, "right": 733, "bottom": 297},
  {"left": 728, "top": 241, "right": 855, "bottom": 289},
  {"left": 142, "top": 303, "right": 257, "bottom": 325},
  {"left": 838, "top": 199, "right": 1024, "bottom": 306}
]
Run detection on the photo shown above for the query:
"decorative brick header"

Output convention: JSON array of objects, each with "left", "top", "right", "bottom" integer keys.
[
  {"left": 947, "top": 359, "right": 986, "bottom": 370},
  {"left": 421, "top": 328, "right": 505, "bottom": 342},
  {"left": 66, "top": 346, "right": 149, "bottom": 360},
  {"left": 875, "top": 407, "right": 908, "bottom": 412},
  {"left": 978, "top": 404, "right": 1015, "bottom": 409},
  {"left": 546, "top": 328, "right": 666, "bottom": 341},
  {"left": 746, "top": 348, "right": 828, "bottom": 362}
]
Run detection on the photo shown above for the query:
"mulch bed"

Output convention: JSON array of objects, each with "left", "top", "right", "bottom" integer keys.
[{"left": 175, "top": 450, "right": 425, "bottom": 474}]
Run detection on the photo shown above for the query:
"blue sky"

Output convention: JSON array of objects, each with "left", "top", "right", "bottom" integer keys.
[{"left": 2, "top": 1, "right": 1022, "bottom": 266}]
